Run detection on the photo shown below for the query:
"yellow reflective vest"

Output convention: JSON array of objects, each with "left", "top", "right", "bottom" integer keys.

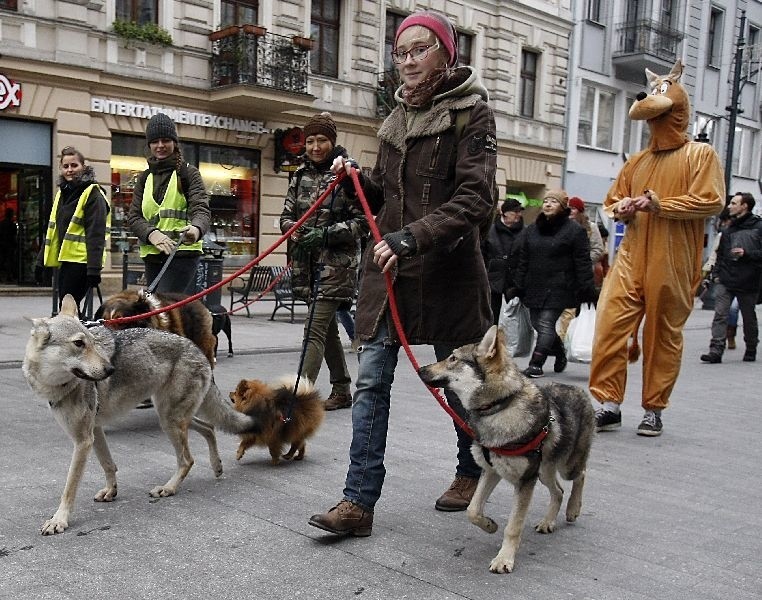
[
  {"left": 44, "top": 184, "right": 107, "bottom": 267},
  {"left": 139, "top": 171, "right": 203, "bottom": 258}
]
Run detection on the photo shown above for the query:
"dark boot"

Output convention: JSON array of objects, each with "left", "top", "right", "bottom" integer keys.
[
  {"left": 523, "top": 352, "right": 546, "bottom": 378},
  {"left": 726, "top": 325, "right": 737, "bottom": 350},
  {"left": 700, "top": 340, "right": 724, "bottom": 364},
  {"left": 743, "top": 347, "right": 757, "bottom": 362},
  {"left": 551, "top": 336, "right": 567, "bottom": 373}
]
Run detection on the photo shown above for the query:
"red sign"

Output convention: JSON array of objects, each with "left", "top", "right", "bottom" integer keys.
[
  {"left": 281, "top": 127, "right": 305, "bottom": 154},
  {"left": 0, "top": 74, "right": 21, "bottom": 110}
]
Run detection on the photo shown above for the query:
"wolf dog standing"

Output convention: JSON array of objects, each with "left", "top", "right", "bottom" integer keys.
[
  {"left": 23, "top": 294, "right": 259, "bottom": 535},
  {"left": 419, "top": 325, "right": 595, "bottom": 573}
]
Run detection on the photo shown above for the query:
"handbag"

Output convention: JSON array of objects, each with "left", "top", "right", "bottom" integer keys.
[
  {"left": 499, "top": 297, "right": 534, "bottom": 358},
  {"left": 565, "top": 303, "right": 596, "bottom": 363}
]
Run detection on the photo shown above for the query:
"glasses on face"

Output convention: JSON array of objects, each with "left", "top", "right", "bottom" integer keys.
[{"left": 391, "top": 41, "right": 440, "bottom": 64}]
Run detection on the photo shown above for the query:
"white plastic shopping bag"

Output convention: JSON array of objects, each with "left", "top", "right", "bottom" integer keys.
[
  {"left": 565, "top": 303, "right": 596, "bottom": 363},
  {"left": 499, "top": 297, "right": 534, "bottom": 357}
]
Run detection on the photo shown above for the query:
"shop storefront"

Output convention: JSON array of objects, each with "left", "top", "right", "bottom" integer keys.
[{"left": 0, "top": 117, "right": 52, "bottom": 286}]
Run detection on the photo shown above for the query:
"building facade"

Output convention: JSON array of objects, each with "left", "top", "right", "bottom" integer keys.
[
  {"left": 0, "top": 0, "right": 571, "bottom": 286},
  {"left": 565, "top": 0, "right": 762, "bottom": 221}
]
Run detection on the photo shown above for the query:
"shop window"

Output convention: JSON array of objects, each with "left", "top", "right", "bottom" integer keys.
[
  {"left": 109, "top": 134, "right": 260, "bottom": 268},
  {"left": 0, "top": 0, "right": 18, "bottom": 11},
  {"left": 116, "top": 0, "right": 158, "bottom": 25},
  {"left": 311, "top": 0, "right": 340, "bottom": 78}
]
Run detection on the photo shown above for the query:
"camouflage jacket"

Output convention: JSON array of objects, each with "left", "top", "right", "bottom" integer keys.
[{"left": 279, "top": 146, "right": 369, "bottom": 302}]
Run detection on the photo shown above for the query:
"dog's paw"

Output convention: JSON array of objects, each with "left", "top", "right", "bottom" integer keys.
[
  {"left": 149, "top": 485, "right": 176, "bottom": 498},
  {"left": 94, "top": 485, "right": 117, "bottom": 502},
  {"left": 40, "top": 514, "right": 68, "bottom": 535},
  {"left": 469, "top": 514, "right": 498, "bottom": 534},
  {"left": 489, "top": 555, "right": 515, "bottom": 574},
  {"left": 534, "top": 519, "right": 556, "bottom": 534}
]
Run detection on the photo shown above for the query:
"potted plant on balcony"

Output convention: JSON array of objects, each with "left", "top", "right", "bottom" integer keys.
[
  {"left": 292, "top": 35, "right": 315, "bottom": 50},
  {"left": 209, "top": 25, "right": 241, "bottom": 42},
  {"left": 242, "top": 24, "right": 267, "bottom": 37}
]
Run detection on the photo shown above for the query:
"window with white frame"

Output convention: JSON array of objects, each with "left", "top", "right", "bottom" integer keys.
[
  {"left": 745, "top": 24, "right": 759, "bottom": 83},
  {"left": 586, "top": 0, "right": 602, "bottom": 23},
  {"left": 520, "top": 50, "right": 539, "bottom": 118},
  {"left": 578, "top": 84, "right": 615, "bottom": 150},
  {"left": 116, "top": 0, "right": 157, "bottom": 25},
  {"left": 707, "top": 7, "right": 724, "bottom": 68},
  {"left": 732, "top": 126, "right": 757, "bottom": 178},
  {"left": 622, "top": 96, "right": 651, "bottom": 154},
  {"left": 310, "top": 0, "right": 340, "bottom": 78}
]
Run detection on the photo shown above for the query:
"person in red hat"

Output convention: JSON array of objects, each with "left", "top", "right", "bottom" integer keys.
[{"left": 310, "top": 9, "right": 497, "bottom": 536}]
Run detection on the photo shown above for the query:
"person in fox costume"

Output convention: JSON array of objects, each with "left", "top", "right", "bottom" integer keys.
[{"left": 589, "top": 60, "right": 724, "bottom": 437}]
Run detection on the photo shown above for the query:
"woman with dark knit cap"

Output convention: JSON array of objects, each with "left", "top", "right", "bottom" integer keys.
[
  {"left": 280, "top": 112, "right": 368, "bottom": 411},
  {"left": 126, "top": 113, "right": 210, "bottom": 294},
  {"left": 310, "top": 10, "right": 496, "bottom": 536}
]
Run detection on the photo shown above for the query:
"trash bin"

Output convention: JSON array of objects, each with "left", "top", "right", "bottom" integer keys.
[{"left": 195, "top": 255, "right": 224, "bottom": 308}]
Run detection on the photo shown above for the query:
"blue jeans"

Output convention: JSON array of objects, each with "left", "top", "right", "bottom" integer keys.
[{"left": 343, "top": 320, "right": 480, "bottom": 511}]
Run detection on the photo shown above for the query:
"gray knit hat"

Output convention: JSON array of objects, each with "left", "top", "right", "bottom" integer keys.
[{"left": 146, "top": 113, "right": 179, "bottom": 144}]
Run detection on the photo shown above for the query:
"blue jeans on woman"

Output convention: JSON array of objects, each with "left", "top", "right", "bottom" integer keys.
[{"left": 342, "top": 320, "right": 480, "bottom": 511}]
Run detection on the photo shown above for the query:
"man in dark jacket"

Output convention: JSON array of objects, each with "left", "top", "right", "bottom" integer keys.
[
  {"left": 483, "top": 198, "right": 524, "bottom": 324},
  {"left": 700, "top": 192, "right": 762, "bottom": 363}
]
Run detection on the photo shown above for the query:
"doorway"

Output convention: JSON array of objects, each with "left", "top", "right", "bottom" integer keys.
[{"left": 0, "top": 167, "right": 50, "bottom": 285}]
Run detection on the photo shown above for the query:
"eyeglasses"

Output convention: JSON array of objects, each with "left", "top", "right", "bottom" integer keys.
[{"left": 391, "top": 41, "right": 440, "bottom": 64}]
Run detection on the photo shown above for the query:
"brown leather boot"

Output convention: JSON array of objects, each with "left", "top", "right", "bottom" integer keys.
[
  {"left": 324, "top": 391, "right": 352, "bottom": 411},
  {"left": 434, "top": 475, "right": 479, "bottom": 512},
  {"left": 308, "top": 500, "right": 373, "bottom": 536}
]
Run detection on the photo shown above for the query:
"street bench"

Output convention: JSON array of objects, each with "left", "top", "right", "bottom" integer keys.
[
  {"left": 269, "top": 266, "right": 307, "bottom": 323},
  {"left": 228, "top": 265, "right": 274, "bottom": 318}
]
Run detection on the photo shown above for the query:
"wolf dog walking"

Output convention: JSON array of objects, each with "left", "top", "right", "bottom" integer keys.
[
  {"left": 419, "top": 325, "right": 595, "bottom": 573},
  {"left": 22, "top": 295, "right": 259, "bottom": 535}
]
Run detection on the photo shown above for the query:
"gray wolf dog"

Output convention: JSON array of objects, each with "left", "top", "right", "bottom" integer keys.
[
  {"left": 418, "top": 325, "right": 595, "bottom": 574},
  {"left": 23, "top": 295, "right": 260, "bottom": 535},
  {"left": 229, "top": 375, "right": 324, "bottom": 465},
  {"left": 94, "top": 289, "right": 219, "bottom": 364}
]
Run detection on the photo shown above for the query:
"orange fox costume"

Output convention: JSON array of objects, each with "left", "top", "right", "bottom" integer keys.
[{"left": 589, "top": 60, "right": 724, "bottom": 411}]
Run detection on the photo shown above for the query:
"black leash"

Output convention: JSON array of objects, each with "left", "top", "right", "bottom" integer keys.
[{"left": 146, "top": 231, "right": 186, "bottom": 294}]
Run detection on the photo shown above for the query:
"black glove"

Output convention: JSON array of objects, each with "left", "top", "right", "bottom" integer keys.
[
  {"left": 34, "top": 265, "right": 44, "bottom": 285},
  {"left": 578, "top": 286, "right": 598, "bottom": 304},
  {"left": 383, "top": 228, "right": 417, "bottom": 258},
  {"left": 514, "top": 288, "right": 525, "bottom": 300},
  {"left": 339, "top": 159, "right": 361, "bottom": 195},
  {"left": 87, "top": 274, "right": 101, "bottom": 288}
]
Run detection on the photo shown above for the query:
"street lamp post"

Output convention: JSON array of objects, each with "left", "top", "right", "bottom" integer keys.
[{"left": 724, "top": 10, "right": 746, "bottom": 202}]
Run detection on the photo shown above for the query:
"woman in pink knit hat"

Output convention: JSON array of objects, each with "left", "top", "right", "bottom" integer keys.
[{"left": 310, "top": 10, "right": 497, "bottom": 536}]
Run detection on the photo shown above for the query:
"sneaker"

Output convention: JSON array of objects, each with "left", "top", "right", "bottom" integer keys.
[
  {"left": 637, "top": 411, "right": 663, "bottom": 437},
  {"left": 595, "top": 408, "right": 621, "bottom": 432},
  {"left": 553, "top": 352, "right": 568, "bottom": 373},
  {"left": 308, "top": 500, "right": 373, "bottom": 537},
  {"left": 136, "top": 398, "right": 153, "bottom": 409},
  {"left": 324, "top": 391, "right": 352, "bottom": 411},
  {"left": 522, "top": 365, "right": 544, "bottom": 378},
  {"left": 700, "top": 352, "right": 722, "bottom": 363},
  {"left": 434, "top": 475, "right": 479, "bottom": 512}
]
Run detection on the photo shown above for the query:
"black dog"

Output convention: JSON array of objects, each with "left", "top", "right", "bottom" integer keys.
[{"left": 208, "top": 305, "right": 233, "bottom": 357}]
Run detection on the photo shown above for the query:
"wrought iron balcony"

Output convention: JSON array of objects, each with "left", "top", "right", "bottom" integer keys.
[
  {"left": 210, "top": 27, "right": 311, "bottom": 94},
  {"left": 612, "top": 19, "right": 683, "bottom": 82},
  {"left": 376, "top": 69, "right": 401, "bottom": 118}
]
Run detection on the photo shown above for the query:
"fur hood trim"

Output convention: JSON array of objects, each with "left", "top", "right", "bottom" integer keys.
[{"left": 57, "top": 165, "right": 97, "bottom": 188}]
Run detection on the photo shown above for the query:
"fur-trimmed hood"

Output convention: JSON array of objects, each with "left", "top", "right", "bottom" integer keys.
[{"left": 57, "top": 165, "right": 97, "bottom": 190}]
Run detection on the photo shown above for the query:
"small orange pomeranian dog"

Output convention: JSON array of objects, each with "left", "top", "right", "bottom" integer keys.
[{"left": 229, "top": 375, "right": 324, "bottom": 465}]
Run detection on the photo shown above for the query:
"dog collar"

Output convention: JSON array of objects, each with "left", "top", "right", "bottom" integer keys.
[
  {"left": 488, "top": 416, "right": 554, "bottom": 458},
  {"left": 471, "top": 395, "right": 514, "bottom": 417}
]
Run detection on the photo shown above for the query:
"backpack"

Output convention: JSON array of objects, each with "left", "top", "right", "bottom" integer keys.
[{"left": 453, "top": 108, "right": 499, "bottom": 239}]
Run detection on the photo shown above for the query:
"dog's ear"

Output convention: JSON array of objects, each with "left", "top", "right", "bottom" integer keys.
[
  {"left": 60, "top": 295, "right": 79, "bottom": 317},
  {"left": 645, "top": 67, "right": 659, "bottom": 88},
  {"left": 29, "top": 318, "right": 51, "bottom": 345},
  {"left": 478, "top": 325, "right": 502, "bottom": 359}
]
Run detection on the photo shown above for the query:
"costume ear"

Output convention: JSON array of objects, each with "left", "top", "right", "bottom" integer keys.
[
  {"left": 645, "top": 68, "right": 659, "bottom": 88},
  {"left": 667, "top": 59, "right": 683, "bottom": 82}
]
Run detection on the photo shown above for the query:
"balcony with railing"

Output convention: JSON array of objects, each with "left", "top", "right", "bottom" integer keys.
[
  {"left": 210, "top": 26, "right": 312, "bottom": 93},
  {"left": 612, "top": 19, "right": 684, "bottom": 82}
]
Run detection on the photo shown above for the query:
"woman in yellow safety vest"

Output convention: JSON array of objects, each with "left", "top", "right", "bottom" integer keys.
[
  {"left": 126, "top": 113, "right": 210, "bottom": 293},
  {"left": 37, "top": 146, "right": 109, "bottom": 310}
]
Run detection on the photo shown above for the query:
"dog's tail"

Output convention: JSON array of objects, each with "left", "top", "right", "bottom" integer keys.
[{"left": 197, "top": 383, "right": 261, "bottom": 435}]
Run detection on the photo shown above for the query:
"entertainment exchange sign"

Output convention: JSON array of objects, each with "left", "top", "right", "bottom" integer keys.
[{"left": 90, "top": 97, "right": 268, "bottom": 135}]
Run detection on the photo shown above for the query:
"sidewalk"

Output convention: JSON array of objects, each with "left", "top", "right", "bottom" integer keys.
[{"left": 1, "top": 297, "right": 760, "bottom": 599}]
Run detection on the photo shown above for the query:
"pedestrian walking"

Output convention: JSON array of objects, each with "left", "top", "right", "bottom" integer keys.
[{"left": 482, "top": 198, "right": 524, "bottom": 325}]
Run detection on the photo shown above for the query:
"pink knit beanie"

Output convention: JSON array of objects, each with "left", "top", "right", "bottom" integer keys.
[{"left": 395, "top": 10, "right": 458, "bottom": 67}]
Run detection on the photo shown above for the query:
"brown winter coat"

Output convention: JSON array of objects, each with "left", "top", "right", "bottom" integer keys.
[{"left": 352, "top": 67, "right": 496, "bottom": 345}]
